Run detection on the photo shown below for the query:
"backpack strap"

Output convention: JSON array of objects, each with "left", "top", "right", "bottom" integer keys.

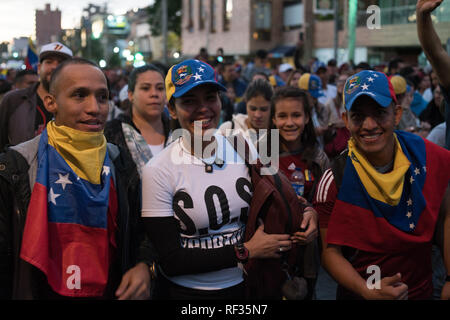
[{"left": 330, "top": 149, "right": 348, "bottom": 193}]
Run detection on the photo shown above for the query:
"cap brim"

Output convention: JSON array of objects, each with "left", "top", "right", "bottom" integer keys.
[
  {"left": 172, "top": 80, "right": 227, "bottom": 99},
  {"left": 39, "top": 52, "right": 72, "bottom": 62},
  {"left": 345, "top": 92, "right": 392, "bottom": 111}
]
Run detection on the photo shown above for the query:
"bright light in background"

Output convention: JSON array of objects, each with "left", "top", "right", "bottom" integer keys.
[
  {"left": 133, "top": 61, "right": 145, "bottom": 67},
  {"left": 134, "top": 52, "right": 144, "bottom": 61},
  {"left": 99, "top": 59, "right": 107, "bottom": 68},
  {"left": 126, "top": 55, "right": 134, "bottom": 62},
  {"left": 128, "top": 41, "right": 134, "bottom": 46},
  {"left": 173, "top": 52, "right": 180, "bottom": 59},
  {"left": 113, "top": 47, "right": 120, "bottom": 53},
  {"left": 122, "top": 49, "right": 131, "bottom": 58},
  {"left": 12, "top": 52, "right": 18, "bottom": 58}
]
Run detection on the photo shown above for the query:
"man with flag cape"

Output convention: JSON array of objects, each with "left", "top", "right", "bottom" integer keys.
[
  {"left": 314, "top": 70, "right": 450, "bottom": 300},
  {"left": 0, "top": 58, "right": 156, "bottom": 299}
]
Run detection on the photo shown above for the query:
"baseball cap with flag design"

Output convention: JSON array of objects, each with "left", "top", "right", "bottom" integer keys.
[
  {"left": 39, "top": 42, "right": 73, "bottom": 63},
  {"left": 165, "top": 59, "right": 226, "bottom": 102},
  {"left": 343, "top": 70, "right": 397, "bottom": 111}
]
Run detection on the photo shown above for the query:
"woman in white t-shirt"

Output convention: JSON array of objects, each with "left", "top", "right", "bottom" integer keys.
[{"left": 141, "top": 59, "right": 292, "bottom": 299}]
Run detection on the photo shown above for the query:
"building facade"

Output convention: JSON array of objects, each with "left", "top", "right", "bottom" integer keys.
[
  {"left": 181, "top": 0, "right": 314, "bottom": 63},
  {"left": 35, "top": 3, "right": 62, "bottom": 47}
]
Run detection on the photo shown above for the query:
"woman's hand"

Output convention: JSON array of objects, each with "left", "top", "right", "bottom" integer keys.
[
  {"left": 244, "top": 221, "right": 292, "bottom": 259},
  {"left": 291, "top": 207, "right": 318, "bottom": 244}
]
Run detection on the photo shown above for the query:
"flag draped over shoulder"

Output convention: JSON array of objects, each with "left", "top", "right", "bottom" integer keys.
[
  {"left": 24, "top": 38, "right": 38, "bottom": 71},
  {"left": 327, "top": 130, "right": 450, "bottom": 253},
  {"left": 20, "top": 127, "right": 117, "bottom": 297}
]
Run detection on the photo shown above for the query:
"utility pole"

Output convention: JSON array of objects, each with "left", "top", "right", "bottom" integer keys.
[
  {"left": 348, "top": 0, "right": 358, "bottom": 64},
  {"left": 162, "top": 0, "right": 168, "bottom": 65},
  {"left": 334, "top": 0, "right": 339, "bottom": 60}
]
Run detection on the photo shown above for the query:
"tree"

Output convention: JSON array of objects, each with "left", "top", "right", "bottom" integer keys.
[{"left": 147, "top": 0, "right": 181, "bottom": 37}]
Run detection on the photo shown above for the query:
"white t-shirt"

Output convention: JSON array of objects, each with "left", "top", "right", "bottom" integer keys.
[
  {"left": 141, "top": 134, "right": 256, "bottom": 290},
  {"left": 148, "top": 143, "right": 164, "bottom": 157}
]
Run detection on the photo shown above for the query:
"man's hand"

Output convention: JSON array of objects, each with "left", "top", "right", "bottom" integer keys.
[
  {"left": 416, "top": 0, "right": 443, "bottom": 16},
  {"left": 115, "top": 262, "right": 151, "bottom": 300},
  {"left": 363, "top": 273, "right": 409, "bottom": 300}
]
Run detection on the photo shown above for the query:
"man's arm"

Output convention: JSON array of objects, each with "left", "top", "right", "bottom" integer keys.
[{"left": 416, "top": 0, "right": 450, "bottom": 89}]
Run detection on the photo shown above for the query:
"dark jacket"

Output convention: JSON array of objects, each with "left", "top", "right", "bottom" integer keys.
[
  {"left": 0, "top": 135, "right": 156, "bottom": 299},
  {"left": 0, "top": 82, "right": 40, "bottom": 152}
]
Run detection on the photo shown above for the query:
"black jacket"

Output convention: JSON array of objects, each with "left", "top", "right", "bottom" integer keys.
[{"left": 0, "top": 136, "right": 156, "bottom": 299}]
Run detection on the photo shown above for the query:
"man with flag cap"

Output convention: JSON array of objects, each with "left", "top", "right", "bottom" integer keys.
[
  {"left": 0, "top": 57, "right": 155, "bottom": 299},
  {"left": 0, "top": 41, "right": 73, "bottom": 151},
  {"left": 314, "top": 70, "right": 450, "bottom": 299}
]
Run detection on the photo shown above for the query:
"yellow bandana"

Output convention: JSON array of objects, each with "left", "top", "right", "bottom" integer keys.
[
  {"left": 347, "top": 134, "right": 410, "bottom": 206},
  {"left": 46, "top": 121, "right": 107, "bottom": 184}
]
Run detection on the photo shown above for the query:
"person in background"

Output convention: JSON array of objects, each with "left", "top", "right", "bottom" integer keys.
[
  {"left": 312, "top": 61, "right": 337, "bottom": 105},
  {"left": 218, "top": 78, "right": 273, "bottom": 149},
  {"left": 104, "top": 64, "right": 171, "bottom": 177},
  {"left": 271, "top": 86, "right": 325, "bottom": 299},
  {"left": 286, "top": 69, "right": 303, "bottom": 88},
  {"left": 278, "top": 63, "right": 294, "bottom": 84},
  {"left": 242, "top": 49, "right": 271, "bottom": 83},
  {"left": 13, "top": 70, "right": 39, "bottom": 90},
  {"left": 323, "top": 73, "right": 351, "bottom": 160},
  {"left": 298, "top": 73, "right": 330, "bottom": 144},
  {"left": 420, "top": 85, "right": 445, "bottom": 130},
  {"left": 0, "top": 42, "right": 73, "bottom": 151},
  {"left": 390, "top": 75, "right": 420, "bottom": 133}
]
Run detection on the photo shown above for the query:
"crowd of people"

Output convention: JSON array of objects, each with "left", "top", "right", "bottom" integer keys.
[{"left": 0, "top": 0, "right": 449, "bottom": 300}]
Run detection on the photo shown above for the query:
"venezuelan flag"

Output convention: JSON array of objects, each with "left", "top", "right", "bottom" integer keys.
[
  {"left": 20, "top": 129, "right": 117, "bottom": 297},
  {"left": 24, "top": 38, "right": 38, "bottom": 71}
]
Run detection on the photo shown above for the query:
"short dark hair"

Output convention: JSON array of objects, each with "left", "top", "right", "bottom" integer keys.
[
  {"left": 255, "top": 49, "right": 268, "bottom": 60},
  {"left": 128, "top": 64, "right": 165, "bottom": 93},
  {"left": 49, "top": 57, "right": 99, "bottom": 94},
  {"left": 271, "top": 86, "right": 318, "bottom": 150},
  {"left": 244, "top": 78, "right": 274, "bottom": 103},
  {"left": 14, "top": 69, "right": 37, "bottom": 85}
]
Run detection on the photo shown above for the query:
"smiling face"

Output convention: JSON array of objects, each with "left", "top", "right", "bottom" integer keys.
[
  {"left": 343, "top": 95, "right": 402, "bottom": 166},
  {"left": 170, "top": 84, "right": 221, "bottom": 138},
  {"left": 273, "top": 97, "right": 309, "bottom": 151},
  {"left": 45, "top": 63, "right": 109, "bottom": 132},
  {"left": 129, "top": 70, "right": 166, "bottom": 121}
]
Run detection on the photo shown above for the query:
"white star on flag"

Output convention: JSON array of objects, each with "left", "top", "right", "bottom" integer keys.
[
  {"left": 410, "top": 176, "right": 415, "bottom": 184},
  {"left": 414, "top": 167, "right": 420, "bottom": 175},
  {"left": 193, "top": 73, "right": 202, "bottom": 81},
  {"left": 48, "top": 188, "right": 60, "bottom": 205},
  {"left": 198, "top": 66, "right": 205, "bottom": 73},
  {"left": 409, "top": 223, "right": 415, "bottom": 229},
  {"left": 55, "top": 173, "right": 72, "bottom": 190},
  {"left": 102, "top": 166, "right": 110, "bottom": 176},
  {"left": 406, "top": 211, "right": 412, "bottom": 219},
  {"left": 423, "top": 166, "right": 427, "bottom": 172},
  {"left": 367, "top": 77, "right": 374, "bottom": 82},
  {"left": 372, "top": 73, "right": 379, "bottom": 77},
  {"left": 407, "top": 198, "right": 412, "bottom": 206},
  {"left": 361, "top": 83, "right": 369, "bottom": 90}
]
